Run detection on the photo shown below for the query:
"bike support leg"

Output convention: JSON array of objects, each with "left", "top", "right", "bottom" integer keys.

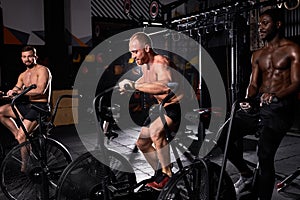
[{"left": 216, "top": 100, "right": 238, "bottom": 200}]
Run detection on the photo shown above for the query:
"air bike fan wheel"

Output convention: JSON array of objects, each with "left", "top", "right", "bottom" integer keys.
[
  {"left": 55, "top": 149, "right": 137, "bottom": 200},
  {"left": 0, "top": 138, "right": 72, "bottom": 200}
]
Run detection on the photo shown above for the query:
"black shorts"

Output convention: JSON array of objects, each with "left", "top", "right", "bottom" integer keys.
[
  {"left": 143, "top": 103, "right": 181, "bottom": 127},
  {"left": 16, "top": 102, "right": 50, "bottom": 122}
]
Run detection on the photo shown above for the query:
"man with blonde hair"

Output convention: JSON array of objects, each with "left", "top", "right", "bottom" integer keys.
[{"left": 119, "top": 32, "right": 183, "bottom": 190}]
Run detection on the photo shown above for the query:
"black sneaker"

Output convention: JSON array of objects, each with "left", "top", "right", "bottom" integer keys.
[{"left": 234, "top": 175, "right": 253, "bottom": 194}]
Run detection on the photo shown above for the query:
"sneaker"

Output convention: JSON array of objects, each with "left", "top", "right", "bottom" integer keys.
[
  {"left": 234, "top": 175, "right": 253, "bottom": 194},
  {"left": 146, "top": 173, "right": 171, "bottom": 191}
]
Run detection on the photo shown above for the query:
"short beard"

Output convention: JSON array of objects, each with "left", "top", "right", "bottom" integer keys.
[
  {"left": 263, "top": 28, "right": 278, "bottom": 42},
  {"left": 26, "top": 63, "right": 36, "bottom": 69}
]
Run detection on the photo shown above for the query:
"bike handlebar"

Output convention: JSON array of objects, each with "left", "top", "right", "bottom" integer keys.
[
  {"left": 123, "top": 82, "right": 178, "bottom": 94},
  {"left": 124, "top": 84, "right": 133, "bottom": 91},
  {"left": 166, "top": 82, "right": 178, "bottom": 91},
  {"left": 93, "top": 82, "right": 178, "bottom": 128},
  {"left": 11, "top": 84, "right": 37, "bottom": 106},
  {"left": 10, "top": 84, "right": 37, "bottom": 138}
]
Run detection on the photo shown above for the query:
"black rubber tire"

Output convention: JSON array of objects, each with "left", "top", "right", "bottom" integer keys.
[
  {"left": 0, "top": 138, "right": 72, "bottom": 200},
  {"left": 0, "top": 144, "right": 3, "bottom": 163},
  {"left": 207, "top": 161, "right": 236, "bottom": 200},
  {"left": 55, "top": 149, "right": 137, "bottom": 200},
  {"left": 157, "top": 160, "right": 236, "bottom": 200},
  {"left": 157, "top": 160, "right": 210, "bottom": 200}
]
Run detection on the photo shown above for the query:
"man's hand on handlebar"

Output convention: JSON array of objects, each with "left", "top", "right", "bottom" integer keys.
[
  {"left": 239, "top": 101, "right": 251, "bottom": 111},
  {"left": 239, "top": 97, "right": 257, "bottom": 112},
  {"left": 6, "top": 84, "right": 37, "bottom": 98},
  {"left": 6, "top": 90, "right": 18, "bottom": 97},
  {"left": 118, "top": 79, "right": 135, "bottom": 94}
]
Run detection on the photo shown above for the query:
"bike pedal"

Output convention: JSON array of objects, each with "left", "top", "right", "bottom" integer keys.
[
  {"left": 276, "top": 182, "right": 286, "bottom": 192},
  {"left": 107, "top": 185, "right": 118, "bottom": 193},
  {"left": 276, "top": 182, "right": 284, "bottom": 188},
  {"left": 107, "top": 185, "right": 132, "bottom": 197}
]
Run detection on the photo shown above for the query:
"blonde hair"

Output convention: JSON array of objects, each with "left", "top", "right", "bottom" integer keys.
[{"left": 129, "top": 32, "right": 153, "bottom": 48}]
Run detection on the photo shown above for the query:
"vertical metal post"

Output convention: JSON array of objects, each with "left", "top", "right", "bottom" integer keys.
[
  {"left": 198, "top": 31, "right": 205, "bottom": 146},
  {"left": 0, "top": 2, "right": 3, "bottom": 88},
  {"left": 198, "top": 32, "right": 202, "bottom": 108},
  {"left": 229, "top": 27, "right": 237, "bottom": 105}
]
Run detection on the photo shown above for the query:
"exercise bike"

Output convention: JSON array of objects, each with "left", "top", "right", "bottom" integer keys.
[
  {"left": 55, "top": 83, "right": 236, "bottom": 200},
  {"left": 0, "top": 85, "right": 75, "bottom": 200}
]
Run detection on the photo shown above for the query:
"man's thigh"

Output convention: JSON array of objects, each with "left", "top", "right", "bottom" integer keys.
[
  {"left": 233, "top": 109, "right": 259, "bottom": 136},
  {"left": 257, "top": 127, "right": 285, "bottom": 161},
  {"left": 22, "top": 119, "right": 38, "bottom": 134},
  {"left": 148, "top": 117, "right": 167, "bottom": 138},
  {"left": 0, "top": 104, "right": 16, "bottom": 118}
]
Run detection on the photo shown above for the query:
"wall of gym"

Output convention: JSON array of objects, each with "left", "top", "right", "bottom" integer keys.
[{"left": 0, "top": 0, "right": 299, "bottom": 130}]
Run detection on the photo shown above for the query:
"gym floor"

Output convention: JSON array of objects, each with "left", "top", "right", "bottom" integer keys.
[{"left": 0, "top": 124, "right": 299, "bottom": 199}]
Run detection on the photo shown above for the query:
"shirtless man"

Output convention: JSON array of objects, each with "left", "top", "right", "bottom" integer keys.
[
  {"left": 217, "top": 8, "right": 300, "bottom": 199},
  {"left": 119, "top": 32, "right": 183, "bottom": 190},
  {"left": 0, "top": 46, "right": 52, "bottom": 144}
]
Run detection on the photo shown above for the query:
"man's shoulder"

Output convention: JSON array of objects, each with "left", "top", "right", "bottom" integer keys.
[
  {"left": 154, "top": 54, "right": 170, "bottom": 64},
  {"left": 33, "top": 65, "right": 51, "bottom": 76},
  {"left": 154, "top": 54, "right": 168, "bottom": 59},
  {"left": 279, "top": 39, "right": 300, "bottom": 58},
  {"left": 35, "top": 64, "right": 50, "bottom": 71},
  {"left": 252, "top": 47, "right": 264, "bottom": 57},
  {"left": 36, "top": 64, "right": 47, "bottom": 68},
  {"left": 280, "top": 38, "right": 300, "bottom": 48}
]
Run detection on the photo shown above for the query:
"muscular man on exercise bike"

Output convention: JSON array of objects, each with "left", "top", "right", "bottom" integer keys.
[
  {"left": 119, "top": 32, "right": 183, "bottom": 191},
  {"left": 0, "top": 46, "right": 52, "bottom": 145},
  {"left": 217, "top": 8, "right": 300, "bottom": 200}
]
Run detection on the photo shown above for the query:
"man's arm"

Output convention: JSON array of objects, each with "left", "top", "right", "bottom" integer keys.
[
  {"left": 239, "top": 53, "right": 260, "bottom": 110},
  {"left": 246, "top": 53, "right": 260, "bottom": 99},
  {"left": 135, "top": 61, "right": 172, "bottom": 95},
  {"left": 276, "top": 44, "right": 300, "bottom": 98},
  {"left": 7, "top": 73, "right": 24, "bottom": 96}
]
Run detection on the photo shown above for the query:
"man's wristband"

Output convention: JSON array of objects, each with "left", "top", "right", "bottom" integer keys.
[{"left": 13, "top": 85, "right": 21, "bottom": 90}]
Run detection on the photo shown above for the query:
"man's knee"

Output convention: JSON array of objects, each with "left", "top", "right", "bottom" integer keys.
[
  {"left": 136, "top": 127, "right": 151, "bottom": 149},
  {"left": 0, "top": 113, "right": 4, "bottom": 121},
  {"left": 15, "top": 132, "right": 26, "bottom": 144},
  {"left": 135, "top": 140, "right": 142, "bottom": 150},
  {"left": 0, "top": 104, "right": 10, "bottom": 114},
  {"left": 0, "top": 111, "right": 6, "bottom": 119},
  {"left": 136, "top": 139, "right": 151, "bottom": 152},
  {"left": 0, "top": 106, "right": 4, "bottom": 114}
]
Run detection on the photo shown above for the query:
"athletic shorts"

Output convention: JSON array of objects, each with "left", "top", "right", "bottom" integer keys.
[
  {"left": 16, "top": 102, "right": 50, "bottom": 122},
  {"left": 143, "top": 103, "right": 181, "bottom": 127}
]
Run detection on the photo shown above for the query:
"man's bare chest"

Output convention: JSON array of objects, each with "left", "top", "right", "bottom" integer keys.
[
  {"left": 143, "top": 69, "right": 157, "bottom": 82},
  {"left": 258, "top": 49, "right": 290, "bottom": 70},
  {"left": 23, "top": 70, "right": 38, "bottom": 84}
]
